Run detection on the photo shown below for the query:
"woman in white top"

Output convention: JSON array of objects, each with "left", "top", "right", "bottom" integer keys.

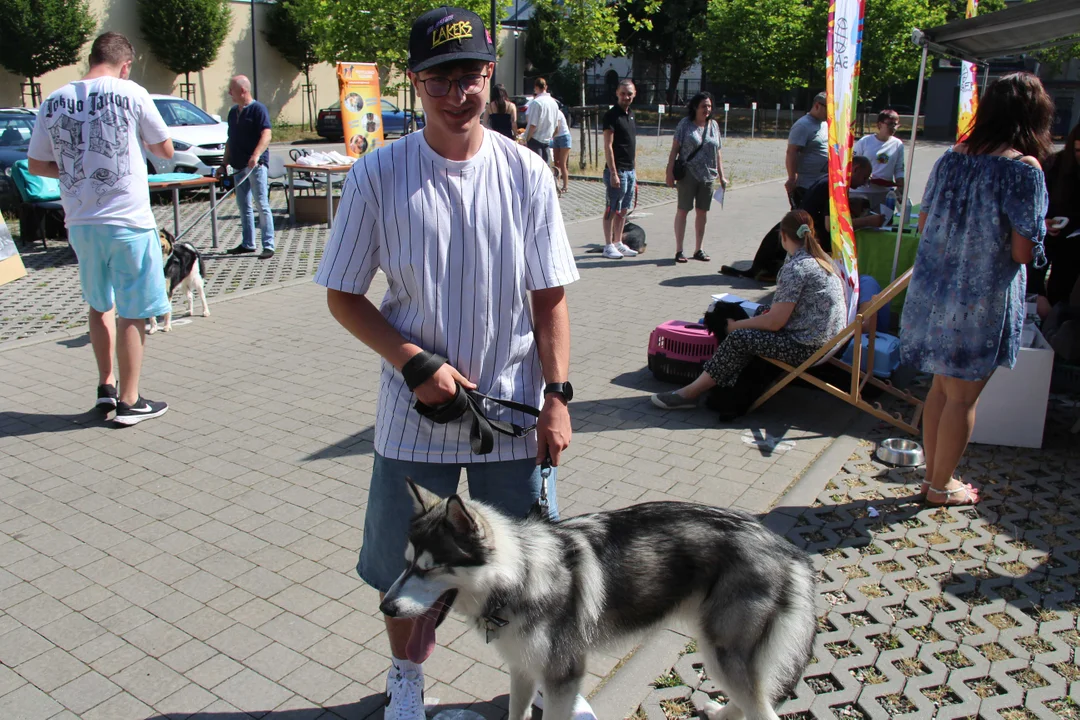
[{"left": 551, "top": 109, "right": 572, "bottom": 196}]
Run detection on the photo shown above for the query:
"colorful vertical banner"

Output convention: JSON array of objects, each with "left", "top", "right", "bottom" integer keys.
[
  {"left": 337, "top": 62, "right": 385, "bottom": 159},
  {"left": 826, "top": 0, "right": 866, "bottom": 304},
  {"left": 957, "top": 0, "right": 979, "bottom": 141}
]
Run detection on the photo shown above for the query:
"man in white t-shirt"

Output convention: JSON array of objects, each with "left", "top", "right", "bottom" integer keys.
[
  {"left": 851, "top": 108, "right": 906, "bottom": 210},
  {"left": 28, "top": 32, "right": 174, "bottom": 426},
  {"left": 524, "top": 76, "right": 559, "bottom": 159},
  {"left": 314, "top": 7, "right": 583, "bottom": 720}
]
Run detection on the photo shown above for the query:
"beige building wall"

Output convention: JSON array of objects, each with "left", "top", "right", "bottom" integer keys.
[{"left": 0, "top": 0, "right": 410, "bottom": 123}]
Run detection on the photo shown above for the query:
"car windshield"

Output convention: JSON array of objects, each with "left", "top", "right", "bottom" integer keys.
[
  {"left": 382, "top": 100, "right": 399, "bottom": 113},
  {"left": 0, "top": 115, "right": 35, "bottom": 146},
  {"left": 153, "top": 99, "right": 216, "bottom": 127}
]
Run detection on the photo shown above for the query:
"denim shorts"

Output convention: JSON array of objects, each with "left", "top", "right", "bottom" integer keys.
[
  {"left": 604, "top": 168, "right": 636, "bottom": 214},
  {"left": 357, "top": 453, "right": 559, "bottom": 592},
  {"left": 68, "top": 225, "right": 171, "bottom": 320},
  {"left": 551, "top": 133, "right": 572, "bottom": 150}
]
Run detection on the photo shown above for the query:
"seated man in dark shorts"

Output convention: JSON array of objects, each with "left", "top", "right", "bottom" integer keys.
[{"left": 722, "top": 156, "right": 881, "bottom": 282}]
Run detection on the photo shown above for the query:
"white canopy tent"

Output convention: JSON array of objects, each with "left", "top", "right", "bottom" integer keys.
[{"left": 891, "top": 0, "right": 1080, "bottom": 279}]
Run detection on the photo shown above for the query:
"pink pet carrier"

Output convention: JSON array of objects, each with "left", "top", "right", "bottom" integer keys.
[{"left": 647, "top": 320, "right": 719, "bottom": 383}]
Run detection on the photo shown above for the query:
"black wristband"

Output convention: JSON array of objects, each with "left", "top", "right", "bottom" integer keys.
[{"left": 401, "top": 351, "right": 448, "bottom": 392}]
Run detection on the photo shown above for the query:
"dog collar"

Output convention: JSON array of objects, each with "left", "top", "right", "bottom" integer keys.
[{"left": 482, "top": 598, "right": 509, "bottom": 643}]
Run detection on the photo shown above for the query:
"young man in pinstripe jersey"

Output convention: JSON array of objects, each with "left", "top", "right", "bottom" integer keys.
[{"left": 314, "top": 7, "right": 582, "bottom": 719}]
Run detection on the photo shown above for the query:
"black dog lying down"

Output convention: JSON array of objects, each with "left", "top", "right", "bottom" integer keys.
[{"left": 701, "top": 301, "right": 781, "bottom": 420}]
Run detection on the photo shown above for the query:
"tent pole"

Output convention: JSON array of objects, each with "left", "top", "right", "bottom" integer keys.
[{"left": 891, "top": 43, "right": 929, "bottom": 282}]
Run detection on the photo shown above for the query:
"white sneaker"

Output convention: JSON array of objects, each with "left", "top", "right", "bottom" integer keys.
[
  {"left": 386, "top": 662, "right": 426, "bottom": 720},
  {"left": 533, "top": 690, "right": 598, "bottom": 719},
  {"left": 602, "top": 244, "right": 624, "bottom": 259},
  {"left": 615, "top": 242, "right": 639, "bottom": 257}
]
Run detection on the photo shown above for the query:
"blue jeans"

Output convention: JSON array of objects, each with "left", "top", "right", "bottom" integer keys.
[
  {"left": 233, "top": 164, "right": 274, "bottom": 251},
  {"left": 358, "top": 453, "right": 559, "bottom": 592}
]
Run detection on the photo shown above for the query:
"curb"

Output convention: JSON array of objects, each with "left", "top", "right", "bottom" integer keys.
[
  {"left": 0, "top": 275, "right": 314, "bottom": 354},
  {"left": 587, "top": 408, "right": 871, "bottom": 719}
]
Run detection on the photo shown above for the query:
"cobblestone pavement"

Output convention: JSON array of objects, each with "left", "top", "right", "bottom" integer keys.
[
  {"left": 0, "top": 165, "right": 875, "bottom": 719},
  {"left": 1, "top": 179, "right": 675, "bottom": 344},
  {"left": 634, "top": 394, "right": 1080, "bottom": 720}
]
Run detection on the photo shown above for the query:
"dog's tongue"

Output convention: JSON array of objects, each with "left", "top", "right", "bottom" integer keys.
[{"left": 406, "top": 601, "right": 445, "bottom": 664}]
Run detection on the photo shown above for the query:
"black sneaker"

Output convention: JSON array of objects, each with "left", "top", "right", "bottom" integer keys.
[
  {"left": 226, "top": 244, "right": 256, "bottom": 255},
  {"left": 114, "top": 397, "right": 169, "bottom": 426},
  {"left": 258, "top": 248, "right": 275, "bottom": 259},
  {"left": 96, "top": 384, "right": 118, "bottom": 412}
]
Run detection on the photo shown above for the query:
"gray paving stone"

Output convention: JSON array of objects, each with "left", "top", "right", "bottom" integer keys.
[
  {"left": 13, "top": 646, "right": 90, "bottom": 692},
  {"left": 212, "top": 668, "right": 294, "bottom": 713},
  {"left": 0, "top": 683, "right": 64, "bottom": 720},
  {"left": 50, "top": 671, "right": 122, "bottom": 715}
]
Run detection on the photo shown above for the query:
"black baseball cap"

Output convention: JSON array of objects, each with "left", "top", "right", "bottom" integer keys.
[{"left": 408, "top": 7, "right": 496, "bottom": 73}]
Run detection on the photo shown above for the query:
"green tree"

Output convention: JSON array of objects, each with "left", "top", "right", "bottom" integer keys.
[
  {"left": 0, "top": 0, "right": 95, "bottom": 106},
  {"left": 137, "top": 0, "right": 231, "bottom": 93},
  {"left": 320, "top": 0, "right": 502, "bottom": 81},
  {"left": 524, "top": 2, "right": 566, "bottom": 78},
  {"left": 264, "top": 0, "right": 326, "bottom": 128},
  {"left": 618, "top": 0, "right": 707, "bottom": 105},
  {"left": 702, "top": 0, "right": 817, "bottom": 94},
  {"left": 858, "top": 0, "right": 946, "bottom": 100}
]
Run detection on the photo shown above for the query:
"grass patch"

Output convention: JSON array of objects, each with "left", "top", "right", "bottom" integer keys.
[
  {"left": 651, "top": 669, "right": 683, "bottom": 689},
  {"left": 977, "top": 642, "right": 1014, "bottom": 662}
]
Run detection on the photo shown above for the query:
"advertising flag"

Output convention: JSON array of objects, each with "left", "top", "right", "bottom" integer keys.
[
  {"left": 337, "top": 62, "right": 385, "bottom": 159},
  {"left": 957, "top": 0, "right": 979, "bottom": 141},
  {"left": 826, "top": 0, "right": 866, "bottom": 305}
]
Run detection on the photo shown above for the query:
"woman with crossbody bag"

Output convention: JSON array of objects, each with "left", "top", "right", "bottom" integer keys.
[{"left": 666, "top": 92, "right": 728, "bottom": 263}]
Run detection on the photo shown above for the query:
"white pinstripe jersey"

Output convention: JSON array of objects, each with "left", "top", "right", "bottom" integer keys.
[{"left": 314, "top": 128, "right": 579, "bottom": 463}]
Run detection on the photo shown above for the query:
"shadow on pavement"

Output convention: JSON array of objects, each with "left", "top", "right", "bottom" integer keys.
[
  {"left": 0, "top": 409, "right": 109, "bottom": 435},
  {"left": 144, "top": 695, "right": 517, "bottom": 720}
]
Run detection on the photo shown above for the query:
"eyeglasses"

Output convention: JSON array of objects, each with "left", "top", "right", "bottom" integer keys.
[
  {"left": 416, "top": 74, "right": 489, "bottom": 98},
  {"left": 881, "top": 120, "right": 900, "bottom": 127}
]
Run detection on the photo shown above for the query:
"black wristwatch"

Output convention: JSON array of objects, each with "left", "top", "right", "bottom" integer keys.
[{"left": 543, "top": 381, "right": 574, "bottom": 403}]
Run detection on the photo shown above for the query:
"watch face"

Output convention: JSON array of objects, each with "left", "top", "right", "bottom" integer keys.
[{"left": 546, "top": 382, "right": 573, "bottom": 402}]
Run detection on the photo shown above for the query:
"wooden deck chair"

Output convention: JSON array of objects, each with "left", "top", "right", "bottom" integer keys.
[{"left": 747, "top": 266, "right": 924, "bottom": 435}]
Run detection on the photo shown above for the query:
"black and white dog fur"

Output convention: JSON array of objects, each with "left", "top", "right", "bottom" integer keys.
[
  {"left": 150, "top": 229, "right": 209, "bottom": 333},
  {"left": 381, "top": 481, "right": 817, "bottom": 720}
]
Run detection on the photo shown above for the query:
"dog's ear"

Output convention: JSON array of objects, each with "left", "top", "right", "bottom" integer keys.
[
  {"left": 406, "top": 479, "right": 440, "bottom": 516},
  {"left": 444, "top": 495, "right": 478, "bottom": 535}
]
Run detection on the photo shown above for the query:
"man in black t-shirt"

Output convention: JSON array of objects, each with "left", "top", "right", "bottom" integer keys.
[
  {"left": 601, "top": 79, "right": 640, "bottom": 259},
  {"left": 218, "top": 75, "right": 275, "bottom": 259}
]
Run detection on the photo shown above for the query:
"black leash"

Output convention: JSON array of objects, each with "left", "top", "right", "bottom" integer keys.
[{"left": 404, "top": 351, "right": 541, "bottom": 455}]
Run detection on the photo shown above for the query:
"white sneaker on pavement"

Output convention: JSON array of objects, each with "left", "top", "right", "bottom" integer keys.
[
  {"left": 386, "top": 661, "right": 427, "bottom": 720},
  {"left": 615, "top": 242, "right": 639, "bottom": 257},
  {"left": 533, "top": 689, "right": 598, "bottom": 719},
  {"left": 602, "top": 244, "right": 624, "bottom": 259}
]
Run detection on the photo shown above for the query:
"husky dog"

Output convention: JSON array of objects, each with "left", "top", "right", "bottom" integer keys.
[
  {"left": 150, "top": 229, "right": 209, "bottom": 333},
  {"left": 380, "top": 481, "right": 817, "bottom": 720}
]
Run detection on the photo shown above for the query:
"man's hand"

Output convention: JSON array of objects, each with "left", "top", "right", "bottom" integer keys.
[
  {"left": 536, "top": 395, "right": 571, "bottom": 465},
  {"left": 214, "top": 165, "right": 226, "bottom": 179},
  {"left": 247, "top": 155, "right": 258, "bottom": 170},
  {"left": 720, "top": 175, "right": 729, "bottom": 189},
  {"left": 665, "top": 169, "right": 675, "bottom": 188},
  {"left": 609, "top": 170, "right": 621, "bottom": 190},
  {"left": 785, "top": 176, "right": 797, "bottom": 193},
  {"left": 413, "top": 363, "right": 476, "bottom": 408}
]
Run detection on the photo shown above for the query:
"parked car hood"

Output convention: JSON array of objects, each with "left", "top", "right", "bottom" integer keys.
[{"left": 168, "top": 123, "right": 228, "bottom": 147}]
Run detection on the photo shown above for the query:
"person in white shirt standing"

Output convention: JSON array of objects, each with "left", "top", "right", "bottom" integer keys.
[
  {"left": 27, "top": 32, "right": 174, "bottom": 426},
  {"left": 851, "top": 108, "right": 906, "bottom": 211},
  {"left": 524, "top": 76, "right": 559, "bottom": 160},
  {"left": 314, "top": 7, "right": 586, "bottom": 720}
]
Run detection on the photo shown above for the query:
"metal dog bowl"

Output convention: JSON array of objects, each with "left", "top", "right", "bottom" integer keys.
[{"left": 876, "top": 438, "right": 925, "bottom": 467}]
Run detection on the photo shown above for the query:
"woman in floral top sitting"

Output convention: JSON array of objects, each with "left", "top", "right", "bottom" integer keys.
[{"left": 652, "top": 209, "right": 847, "bottom": 410}]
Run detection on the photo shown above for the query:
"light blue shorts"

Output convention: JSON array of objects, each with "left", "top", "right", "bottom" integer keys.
[
  {"left": 358, "top": 452, "right": 559, "bottom": 592},
  {"left": 68, "top": 225, "right": 171, "bottom": 320},
  {"left": 604, "top": 168, "right": 636, "bottom": 214},
  {"left": 551, "top": 133, "right": 572, "bottom": 149}
]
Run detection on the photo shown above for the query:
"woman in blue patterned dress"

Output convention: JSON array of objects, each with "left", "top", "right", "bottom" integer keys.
[{"left": 900, "top": 73, "right": 1051, "bottom": 506}]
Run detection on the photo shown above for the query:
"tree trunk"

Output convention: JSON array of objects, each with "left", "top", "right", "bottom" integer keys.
[
  {"left": 579, "top": 60, "right": 587, "bottom": 171},
  {"left": 666, "top": 61, "right": 684, "bottom": 105},
  {"left": 304, "top": 67, "right": 314, "bottom": 131}
]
